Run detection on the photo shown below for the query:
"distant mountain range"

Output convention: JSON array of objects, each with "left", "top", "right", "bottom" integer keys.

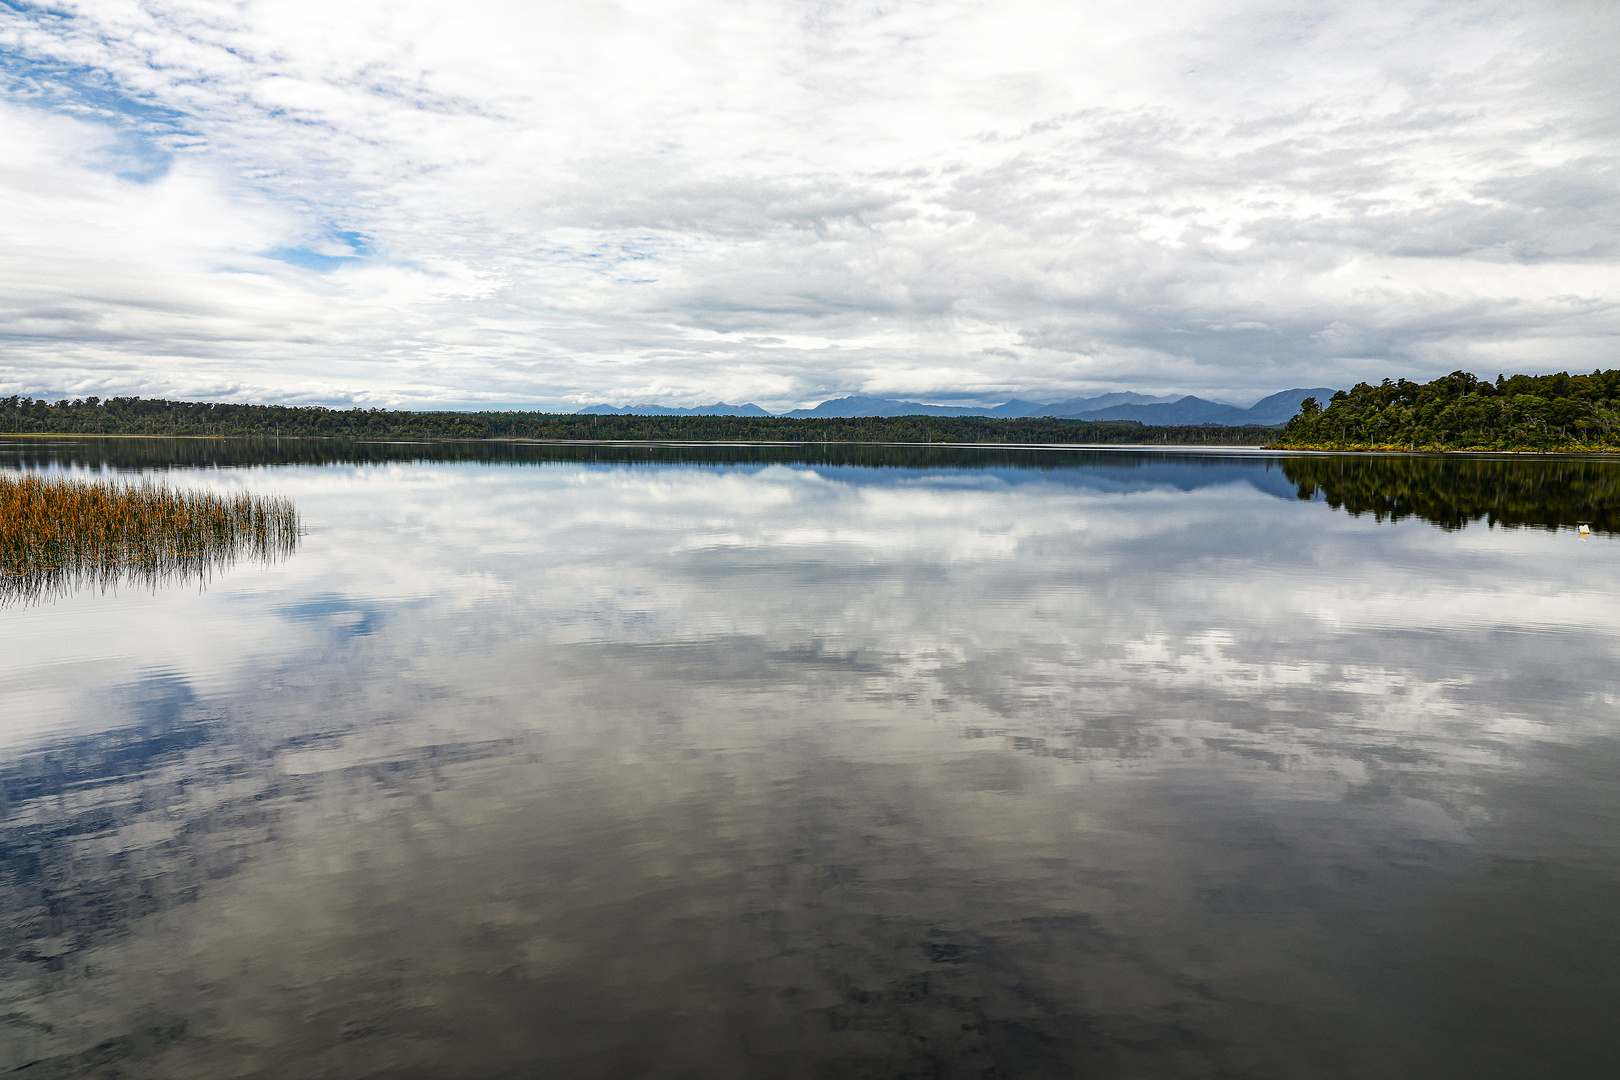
[
  {"left": 577, "top": 401, "right": 775, "bottom": 417},
  {"left": 577, "top": 388, "right": 1339, "bottom": 427}
]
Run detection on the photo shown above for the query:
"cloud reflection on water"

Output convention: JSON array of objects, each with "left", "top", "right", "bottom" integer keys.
[{"left": 0, "top": 449, "right": 1617, "bottom": 1077}]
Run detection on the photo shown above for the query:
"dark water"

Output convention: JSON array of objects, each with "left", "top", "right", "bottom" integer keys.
[{"left": 1, "top": 440, "right": 1616, "bottom": 1079}]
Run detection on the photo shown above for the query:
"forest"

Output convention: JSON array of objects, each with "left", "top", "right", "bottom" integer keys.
[
  {"left": 1274, "top": 369, "right": 1620, "bottom": 451},
  {"left": 0, "top": 396, "right": 1277, "bottom": 446}
]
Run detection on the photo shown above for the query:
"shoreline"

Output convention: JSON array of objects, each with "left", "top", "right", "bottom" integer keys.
[
  {"left": 0, "top": 432, "right": 1275, "bottom": 450},
  {"left": 7, "top": 431, "right": 1620, "bottom": 455},
  {"left": 1267, "top": 443, "right": 1620, "bottom": 455},
  {"left": 7, "top": 431, "right": 1620, "bottom": 456}
]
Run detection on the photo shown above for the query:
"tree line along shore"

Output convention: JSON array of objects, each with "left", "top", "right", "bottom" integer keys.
[
  {"left": 6, "top": 367, "right": 1618, "bottom": 451},
  {"left": 1275, "top": 369, "right": 1620, "bottom": 452},
  {"left": 0, "top": 396, "right": 1276, "bottom": 445}
]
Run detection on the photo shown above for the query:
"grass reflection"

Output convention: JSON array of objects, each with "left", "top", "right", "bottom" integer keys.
[{"left": 0, "top": 472, "right": 299, "bottom": 605}]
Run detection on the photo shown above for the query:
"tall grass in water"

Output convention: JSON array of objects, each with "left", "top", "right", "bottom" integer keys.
[{"left": 0, "top": 472, "right": 299, "bottom": 605}]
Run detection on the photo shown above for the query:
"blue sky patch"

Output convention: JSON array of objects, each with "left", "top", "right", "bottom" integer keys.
[
  {"left": 265, "top": 231, "right": 370, "bottom": 271},
  {"left": 0, "top": 29, "right": 190, "bottom": 184}
]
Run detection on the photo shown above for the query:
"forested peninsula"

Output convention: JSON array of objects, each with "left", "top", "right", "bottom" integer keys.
[
  {"left": 1274, "top": 369, "right": 1620, "bottom": 452},
  {"left": 0, "top": 396, "right": 1277, "bottom": 445}
]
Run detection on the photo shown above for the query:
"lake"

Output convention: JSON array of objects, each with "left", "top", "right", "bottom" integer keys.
[{"left": 2, "top": 440, "right": 1616, "bottom": 1079}]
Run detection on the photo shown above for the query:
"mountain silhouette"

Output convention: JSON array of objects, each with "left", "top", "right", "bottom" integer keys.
[{"left": 576, "top": 389, "right": 1336, "bottom": 426}]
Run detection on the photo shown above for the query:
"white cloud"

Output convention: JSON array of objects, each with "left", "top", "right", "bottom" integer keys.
[{"left": 1, "top": 0, "right": 1617, "bottom": 408}]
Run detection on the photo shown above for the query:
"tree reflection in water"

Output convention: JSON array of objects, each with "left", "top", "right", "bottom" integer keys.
[{"left": 1281, "top": 454, "right": 1620, "bottom": 534}]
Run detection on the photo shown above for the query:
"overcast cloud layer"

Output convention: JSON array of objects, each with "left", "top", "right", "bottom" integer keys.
[{"left": 2, "top": 0, "right": 1618, "bottom": 409}]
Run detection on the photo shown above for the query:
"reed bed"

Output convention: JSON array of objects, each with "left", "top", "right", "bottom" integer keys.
[{"left": 0, "top": 472, "right": 299, "bottom": 605}]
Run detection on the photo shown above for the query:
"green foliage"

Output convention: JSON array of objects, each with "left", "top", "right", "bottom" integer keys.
[
  {"left": 1281, "top": 455, "right": 1620, "bottom": 534},
  {"left": 0, "top": 396, "right": 1277, "bottom": 446},
  {"left": 1275, "top": 369, "right": 1620, "bottom": 451}
]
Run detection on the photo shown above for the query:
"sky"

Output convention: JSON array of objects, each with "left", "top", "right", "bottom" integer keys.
[{"left": 1, "top": 0, "right": 1617, "bottom": 411}]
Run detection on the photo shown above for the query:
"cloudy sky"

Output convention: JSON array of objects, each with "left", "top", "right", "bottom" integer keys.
[{"left": 2, "top": 0, "right": 1617, "bottom": 410}]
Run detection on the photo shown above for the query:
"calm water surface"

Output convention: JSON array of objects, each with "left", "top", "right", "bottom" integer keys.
[{"left": 1, "top": 440, "right": 1617, "bottom": 1079}]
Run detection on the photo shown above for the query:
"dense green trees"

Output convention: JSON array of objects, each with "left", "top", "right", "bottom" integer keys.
[
  {"left": 0, "top": 396, "right": 1277, "bottom": 445},
  {"left": 1275, "top": 369, "right": 1620, "bottom": 451}
]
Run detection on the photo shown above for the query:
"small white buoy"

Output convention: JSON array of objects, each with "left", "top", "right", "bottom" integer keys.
[{"left": 1579, "top": 523, "right": 1591, "bottom": 536}]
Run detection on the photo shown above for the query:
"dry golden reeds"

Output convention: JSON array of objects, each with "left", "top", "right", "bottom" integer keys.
[{"left": 0, "top": 472, "right": 299, "bottom": 605}]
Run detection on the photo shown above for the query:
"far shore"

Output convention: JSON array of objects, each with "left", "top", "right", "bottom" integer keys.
[{"left": 7, "top": 431, "right": 1620, "bottom": 455}]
